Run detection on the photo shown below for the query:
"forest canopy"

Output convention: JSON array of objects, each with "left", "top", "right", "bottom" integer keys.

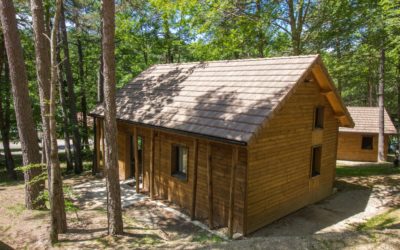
[{"left": 1, "top": 0, "right": 400, "bottom": 139}]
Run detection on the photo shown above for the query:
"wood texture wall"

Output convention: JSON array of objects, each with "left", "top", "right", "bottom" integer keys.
[
  {"left": 337, "top": 133, "right": 389, "bottom": 162},
  {"left": 246, "top": 77, "right": 339, "bottom": 234},
  {"left": 96, "top": 120, "right": 247, "bottom": 234}
]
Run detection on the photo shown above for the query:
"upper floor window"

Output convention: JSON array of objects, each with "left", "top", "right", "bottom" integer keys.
[
  {"left": 311, "top": 146, "right": 322, "bottom": 177},
  {"left": 314, "top": 106, "right": 324, "bottom": 129}
]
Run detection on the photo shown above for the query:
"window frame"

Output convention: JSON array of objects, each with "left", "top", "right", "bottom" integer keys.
[
  {"left": 310, "top": 145, "right": 322, "bottom": 178},
  {"left": 313, "top": 106, "right": 325, "bottom": 129},
  {"left": 171, "top": 144, "right": 189, "bottom": 181},
  {"left": 361, "top": 135, "right": 374, "bottom": 150}
]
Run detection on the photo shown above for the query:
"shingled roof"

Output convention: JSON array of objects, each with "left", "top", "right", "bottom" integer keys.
[
  {"left": 339, "top": 107, "right": 397, "bottom": 135},
  {"left": 91, "top": 55, "right": 353, "bottom": 144}
]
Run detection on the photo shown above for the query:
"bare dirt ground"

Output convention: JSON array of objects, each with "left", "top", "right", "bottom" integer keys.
[{"left": 1, "top": 167, "right": 399, "bottom": 249}]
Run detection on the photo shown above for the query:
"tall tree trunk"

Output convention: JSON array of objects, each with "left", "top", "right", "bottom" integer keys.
[
  {"left": 397, "top": 56, "right": 400, "bottom": 161},
  {"left": 30, "top": 0, "right": 52, "bottom": 190},
  {"left": 97, "top": 14, "right": 104, "bottom": 103},
  {"left": 0, "top": 39, "right": 16, "bottom": 180},
  {"left": 335, "top": 37, "right": 342, "bottom": 95},
  {"left": 49, "top": 0, "right": 67, "bottom": 243},
  {"left": 378, "top": 47, "right": 385, "bottom": 162},
  {"left": 56, "top": 42, "right": 74, "bottom": 172},
  {"left": 0, "top": 0, "right": 44, "bottom": 209},
  {"left": 256, "top": 0, "right": 264, "bottom": 58},
  {"left": 59, "top": 3, "right": 83, "bottom": 174},
  {"left": 102, "top": 0, "right": 123, "bottom": 235},
  {"left": 77, "top": 38, "right": 89, "bottom": 150}
]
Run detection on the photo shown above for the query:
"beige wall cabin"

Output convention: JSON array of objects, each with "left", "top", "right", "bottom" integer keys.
[
  {"left": 337, "top": 133, "right": 389, "bottom": 162},
  {"left": 93, "top": 74, "right": 343, "bottom": 235}
]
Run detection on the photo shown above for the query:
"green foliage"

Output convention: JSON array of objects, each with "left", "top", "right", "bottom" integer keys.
[
  {"left": 356, "top": 208, "right": 400, "bottom": 231},
  {"left": 336, "top": 164, "right": 400, "bottom": 177},
  {"left": 191, "top": 232, "right": 223, "bottom": 243},
  {"left": 4, "top": 0, "right": 400, "bottom": 145}
]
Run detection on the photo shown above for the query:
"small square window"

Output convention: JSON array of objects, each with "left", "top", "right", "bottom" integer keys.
[
  {"left": 311, "top": 146, "right": 322, "bottom": 177},
  {"left": 171, "top": 145, "right": 188, "bottom": 180},
  {"left": 314, "top": 106, "right": 324, "bottom": 129},
  {"left": 361, "top": 136, "right": 373, "bottom": 150}
]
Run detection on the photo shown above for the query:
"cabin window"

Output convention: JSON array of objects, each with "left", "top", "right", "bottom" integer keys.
[
  {"left": 171, "top": 145, "right": 188, "bottom": 180},
  {"left": 314, "top": 106, "right": 324, "bottom": 129},
  {"left": 361, "top": 136, "right": 373, "bottom": 150},
  {"left": 310, "top": 146, "right": 322, "bottom": 177}
]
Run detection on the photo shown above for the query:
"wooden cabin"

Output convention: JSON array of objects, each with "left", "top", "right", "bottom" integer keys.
[
  {"left": 90, "top": 55, "right": 354, "bottom": 236},
  {"left": 337, "top": 107, "right": 397, "bottom": 162}
]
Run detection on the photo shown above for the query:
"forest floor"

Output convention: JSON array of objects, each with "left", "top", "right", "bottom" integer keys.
[{"left": 0, "top": 161, "right": 399, "bottom": 249}]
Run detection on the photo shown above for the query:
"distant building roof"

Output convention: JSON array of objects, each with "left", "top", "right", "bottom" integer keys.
[
  {"left": 91, "top": 55, "right": 353, "bottom": 144},
  {"left": 339, "top": 107, "right": 397, "bottom": 135}
]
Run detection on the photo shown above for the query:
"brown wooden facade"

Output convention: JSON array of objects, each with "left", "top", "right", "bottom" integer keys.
[
  {"left": 337, "top": 133, "right": 389, "bottom": 162},
  {"left": 93, "top": 75, "right": 344, "bottom": 235}
]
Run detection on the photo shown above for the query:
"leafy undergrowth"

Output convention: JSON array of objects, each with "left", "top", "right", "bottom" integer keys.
[
  {"left": 336, "top": 164, "right": 400, "bottom": 177},
  {"left": 357, "top": 208, "right": 400, "bottom": 231}
]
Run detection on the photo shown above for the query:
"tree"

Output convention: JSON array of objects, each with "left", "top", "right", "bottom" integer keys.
[
  {"left": 102, "top": 0, "right": 123, "bottom": 235},
  {"left": 30, "top": 0, "right": 52, "bottom": 189},
  {"left": 0, "top": 0, "right": 44, "bottom": 209},
  {"left": 378, "top": 46, "right": 385, "bottom": 162},
  {"left": 59, "top": 1, "right": 83, "bottom": 174},
  {"left": 0, "top": 32, "right": 16, "bottom": 180},
  {"left": 49, "top": 0, "right": 67, "bottom": 243},
  {"left": 274, "top": 0, "right": 313, "bottom": 55}
]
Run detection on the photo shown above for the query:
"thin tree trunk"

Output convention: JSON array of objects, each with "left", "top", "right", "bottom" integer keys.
[
  {"left": 49, "top": 0, "right": 67, "bottom": 243},
  {"left": 0, "top": 0, "right": 44, "bottom": 209},
  {"left": 77, "top": 38, "right": 89, "bottom": 150},
  {"left": 397, "top": 56, "right": 400, "bottom": 161},
  {"left": 256, "top": 0, "right": 264, "bottom": 58},
  {"left": 0, "top": 41, "right": 16, "bottom": 180},
  {"left": 56, "top": 43, "right": 74, "bottom": 172},
  {"left": 102, "top": 0, "right": 123, "bottom": 235},
  {"left": 97, "top": 10, "right": 104, "bottom": 104},
  {"left": 59, "top": 3, "right": 83, "bottom": 174},
  {"left": 378, "top": 47, "right": 385, "bottom": 162},
  {"left": 30, "top": 0, "right": 52, "bottom": 191}
]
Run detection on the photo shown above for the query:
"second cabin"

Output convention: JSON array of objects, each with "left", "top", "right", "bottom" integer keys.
[{"left": 90, "top": 55, "right": 354, "bottom": 236}]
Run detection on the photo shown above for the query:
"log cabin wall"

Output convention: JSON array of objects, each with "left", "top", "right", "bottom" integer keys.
[
  {"left": 337, "top": 133, "right": 389, "bottom": 162},
  {"left": 246, "top": 76, "right": 339, "bottom": 234},
  {"left": 95, "top": 120, "right": 247, "bottom": 234}
]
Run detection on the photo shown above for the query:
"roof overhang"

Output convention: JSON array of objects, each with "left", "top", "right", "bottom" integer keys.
[{"left": 311, "top": 57, "right": 355, "bottom": 128}]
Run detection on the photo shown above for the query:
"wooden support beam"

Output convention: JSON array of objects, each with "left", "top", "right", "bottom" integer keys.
[
  {"left": 320, "top": 89, "right": 333, "bottom": 96},
  {"left": 228, "top": 146, "right": 239, "bottom": 238},
  {"left": 92, "top": 117, "right": 98, "bottom": 175},
  {"left": 191, "top": 139, "right": 199, "bottom": 220},
  {"left": 134, "top": 127, "right": 140, "bottom": 193},
  {"left": 207, "top": 142, "right": 213, "bottom": 229},
  {"left": 150, "top": 129, "right": 155, "bottom": 199}
]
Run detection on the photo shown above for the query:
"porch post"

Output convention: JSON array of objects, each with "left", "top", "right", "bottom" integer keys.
[
  {"left": 134, "top": 127, "right": 140, "bottom": 193},
  {"left": 150, "top": 129, "right": 155, "bottom": 199},
  {"left": 228, "top": 146, "right": 239, "bottom": 238}
]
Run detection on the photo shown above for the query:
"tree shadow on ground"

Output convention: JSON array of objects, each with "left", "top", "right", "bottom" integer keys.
[
  {"left": 0, "top": 241, "right": 13, "bottom": 250},
  {"left": 249, "top": 181, "right": 373, "bottom": 237}
]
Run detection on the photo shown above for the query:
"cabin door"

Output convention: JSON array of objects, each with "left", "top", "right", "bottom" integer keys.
[{"left": 129, "top": 135, "right": 144, "bottom": 188}]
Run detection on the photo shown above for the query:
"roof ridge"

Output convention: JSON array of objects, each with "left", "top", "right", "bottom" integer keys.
[{"left": 153, "top": 54, "right": 320, "bottom": 67}]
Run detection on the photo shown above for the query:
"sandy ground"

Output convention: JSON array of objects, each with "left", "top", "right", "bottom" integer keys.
[{"left": 0, "top": 172, "right": 399, "bottom": 249}]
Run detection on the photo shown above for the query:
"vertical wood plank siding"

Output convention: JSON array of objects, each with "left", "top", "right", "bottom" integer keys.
[
  {"left": 246, "top": 79, "right": 339, "bottom": 234},
  {"left": 337, "top": 133, "right": 389, "bottom": 162}
]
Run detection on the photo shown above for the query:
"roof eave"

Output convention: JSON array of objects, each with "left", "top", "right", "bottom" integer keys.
[
  {"left": 90, "top": 113, "right": 248, "bottom": 146},
  {"left": 311, "top": 56, "right": 355, "bottom": 128}
]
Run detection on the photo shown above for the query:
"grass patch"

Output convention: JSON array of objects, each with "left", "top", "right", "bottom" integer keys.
[
  {"left": 357, "top": 208, "right": 400, "bottom": 231},
  {"left": 6, "top": 203, "right": 25, "bottom": 216},
  {"left": 336, "top": 164, "right": 400, "bottom": 177},
  {"left": 192, "top": 232, "right": 224, "bottom": 244}
]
